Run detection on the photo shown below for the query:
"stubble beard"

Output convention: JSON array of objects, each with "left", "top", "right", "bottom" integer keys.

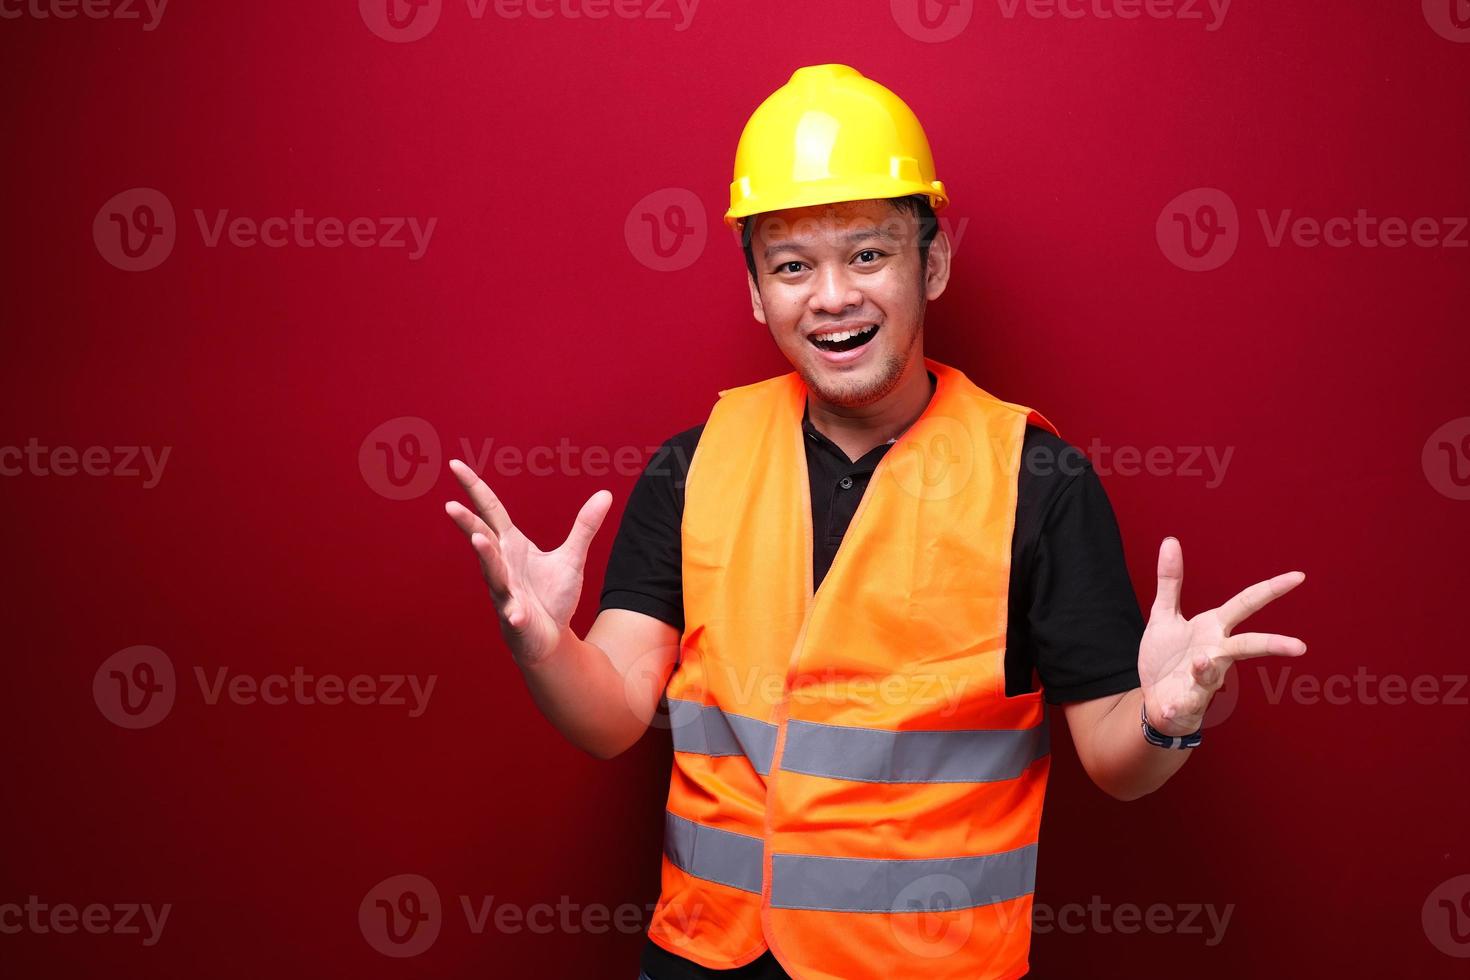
[{"left": 801, "top": 311, "right": 924, "bottom": 411}]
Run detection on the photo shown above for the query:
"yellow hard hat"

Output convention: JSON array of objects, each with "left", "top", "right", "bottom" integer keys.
[{"left": 725, "top": 64, "right": 949, "bottom": 230}]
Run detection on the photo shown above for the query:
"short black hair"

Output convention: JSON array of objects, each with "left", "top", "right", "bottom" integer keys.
[{"left": 741, "top": 193, "right": 940, "bottom": 283}]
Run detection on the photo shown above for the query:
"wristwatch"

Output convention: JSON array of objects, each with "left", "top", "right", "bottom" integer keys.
[{"left": 1141, "top": 700, "right": 1202, "bottom": 749}]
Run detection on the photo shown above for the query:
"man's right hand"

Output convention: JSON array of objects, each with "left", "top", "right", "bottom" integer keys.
[{"left": 444, "top": 458, "right": 613, "bottom": 667}]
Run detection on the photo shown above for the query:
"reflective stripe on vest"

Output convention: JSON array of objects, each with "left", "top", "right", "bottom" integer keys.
[
  {"left": 669, "top": 696, "right": 1049, "bottom": 784},
  {"left": 770, "top": 843, "right": 1039, "bottom": 913},
  {"left": 667, "top": 697, "right": 778, "bottom": 776},
  {"left": 663, "top": 811, "right": 763, "bottom": 894},
  {"left": 667, "top": 810, "right": 1039, "bottom": 914}
]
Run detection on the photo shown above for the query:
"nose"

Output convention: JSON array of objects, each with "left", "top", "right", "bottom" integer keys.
[{"left": 807, "top": 261, "right": 862, "bottom": 316}]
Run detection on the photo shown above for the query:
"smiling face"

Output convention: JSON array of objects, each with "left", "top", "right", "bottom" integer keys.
[{"left": 744, "top": 198, "right": 951, "bottom": 409}]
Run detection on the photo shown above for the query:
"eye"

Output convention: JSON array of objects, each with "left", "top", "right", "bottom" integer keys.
[
  {"left": 854, "top": 249, "right": 886, "bottom": 264},
  {"left": 772, "top": 261, "right": 807, "bottom": 275}
]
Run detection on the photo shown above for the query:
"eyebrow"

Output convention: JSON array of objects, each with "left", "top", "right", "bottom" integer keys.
[{"left": 762, "top": 227, "right": 902, "bottom": 261}]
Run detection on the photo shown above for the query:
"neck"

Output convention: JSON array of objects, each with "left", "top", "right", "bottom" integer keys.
[{"left": 806, "top": 356, "right": 935, "bottom": 463}]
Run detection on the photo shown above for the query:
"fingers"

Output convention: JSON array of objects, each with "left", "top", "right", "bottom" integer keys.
[
  {"left": 559, "top": 490, "right": 614, "bottom": 567},
  {"left": 470, "top": 531, "right": 531, "bottom": 631},
  {"left": 1186, "top": 650, "right": 1233, "bottom": 695},
  {"left": 444, "top": 500, "right": 490, "bottom": 542},
  {"left": 446, "top": 499, "right": 516, "bottom": 618},
  {"left": 1217, "top": 570, "right": 1306, "bottom": 633},
  {"left": 1161, "top": 653, "right": 1230, "bottom": 722},
  {"left": 449, "top": 458, "right": 513, "bottom": 536},
  {"left": 1221, "top": 631, "right": 1307, "bottom": 661},
  {"left": 469, "top": 530, "right": 512, "bottom": 604},
  {"left": 1189, "top": 652, "right": 1217, "bottom": 687},
  {"left": 1152, "top": 536, "right": 1183, "bottom": 617},
  {"left": 1168, "top": 634, "right": 1307, "bottom": 725},
  {"left": 1162, "top": 683, "right": 1210, "bottom": 723},
  {"left": 1162, "top": 652, "right": 1229, "bottom": 720}
]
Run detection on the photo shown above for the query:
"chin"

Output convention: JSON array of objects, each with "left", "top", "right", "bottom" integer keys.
[{"left": 801, "top": 355, "right": 900, "bottom": 408}]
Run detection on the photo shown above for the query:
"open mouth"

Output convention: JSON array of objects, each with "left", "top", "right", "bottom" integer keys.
[{"left": 809, "top": 323, "right": 880, "bottom": 353}]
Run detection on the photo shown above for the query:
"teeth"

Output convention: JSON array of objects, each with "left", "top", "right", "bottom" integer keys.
[{"left": 813, "top": 324, "right": 877, "bottom": 343}]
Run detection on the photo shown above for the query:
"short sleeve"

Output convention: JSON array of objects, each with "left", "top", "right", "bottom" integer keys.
[
  {"left": 1028, "top": 462, "right": 1144, "bottom": 704},
  {"left": 597, "top": 425, "right": 702, "bottom": 632}
]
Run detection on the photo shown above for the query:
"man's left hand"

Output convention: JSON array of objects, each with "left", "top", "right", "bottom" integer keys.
[{"left": 1139, "top": 536, "right": 1308, "bottom": 737}]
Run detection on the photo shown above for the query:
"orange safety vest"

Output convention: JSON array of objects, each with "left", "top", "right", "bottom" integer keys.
[{"left": 646, "top": 356, "right": 1058, "bottom": 980}]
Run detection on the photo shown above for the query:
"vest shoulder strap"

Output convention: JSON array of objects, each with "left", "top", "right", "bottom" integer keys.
[
  {"left": 710, "top": 363, "right": 1060, "bottom": 437},
  {"left": 715, "top": 371, "right": 798, "bottom": 401}
]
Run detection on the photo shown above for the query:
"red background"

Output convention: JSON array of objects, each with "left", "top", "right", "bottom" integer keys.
[{"left": 3, "top": 1, "right": 1468, "bottom": 976}]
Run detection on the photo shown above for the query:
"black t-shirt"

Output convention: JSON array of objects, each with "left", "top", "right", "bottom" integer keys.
[{"left": 601, "top": 372, "right": 1144, "bottom": 980}]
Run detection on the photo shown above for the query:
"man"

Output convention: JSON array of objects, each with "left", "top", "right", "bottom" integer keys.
[{"left": 444, "top": 64, "right": 1307, "bottom": 980}]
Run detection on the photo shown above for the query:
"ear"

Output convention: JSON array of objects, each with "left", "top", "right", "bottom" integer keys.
[
  {"left": 923, "top": 227, "right": 953, "bottom": 302},
  {"left": 747, "top": 268, "right": 768, "bottom": 325}
]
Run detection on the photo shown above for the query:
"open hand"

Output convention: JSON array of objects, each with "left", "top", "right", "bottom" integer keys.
[
  {"left": 1139, "top": 537, "right": 1307, "bottom": 736},
  {"left": 444, "top": 459, "right": 612, "bottom": 666}
]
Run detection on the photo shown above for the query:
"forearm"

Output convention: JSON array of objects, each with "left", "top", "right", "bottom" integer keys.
[
  {"left": 516, "top": 624, "right": 646, "bottom": 760},
  {"left": 1083, "top": 687, "right": 1193, "bottom": 801}
]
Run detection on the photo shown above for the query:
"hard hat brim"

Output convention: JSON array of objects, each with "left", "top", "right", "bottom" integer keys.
[{"left": 724, "top": 176, "right": 948, "bottom": 230}]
